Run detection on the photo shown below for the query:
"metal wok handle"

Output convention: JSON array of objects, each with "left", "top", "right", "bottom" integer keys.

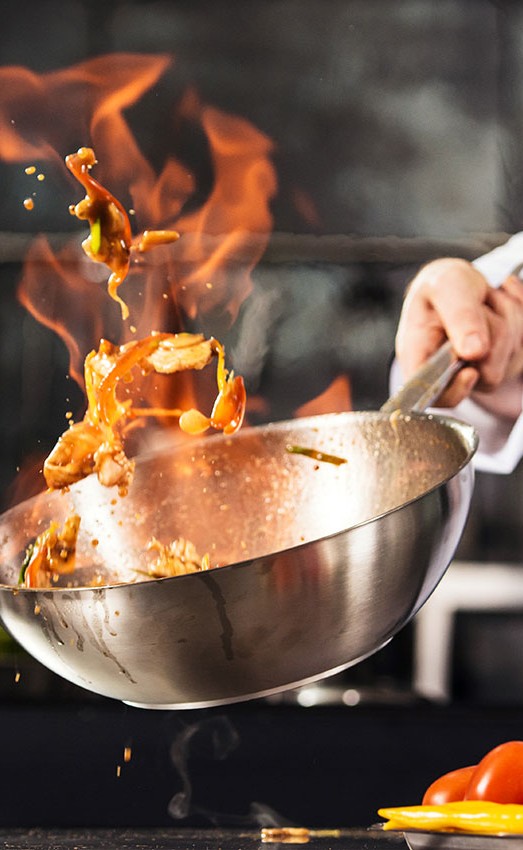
[{"left": 380, "top": 340, "right": 464, "bottom": 414}]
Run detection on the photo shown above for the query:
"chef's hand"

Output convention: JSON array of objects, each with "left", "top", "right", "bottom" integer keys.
[{"left": 395, "top": 257, "right": 523, "bottom": 410}]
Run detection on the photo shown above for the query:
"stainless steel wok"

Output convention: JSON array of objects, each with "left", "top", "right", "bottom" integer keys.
[{"left": 0, "top": 343, "right": 477, "bottom": 708}]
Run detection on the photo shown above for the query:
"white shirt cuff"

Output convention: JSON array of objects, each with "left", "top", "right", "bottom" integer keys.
[
  {"left": 469, "top": 233, "right": 523, "bottom": 471},
  {"left": 449, "top": 395, "right": 523, "bottom": 474},
  {"left": 472, "top": 231, "right": 523, "bottom": 283}
]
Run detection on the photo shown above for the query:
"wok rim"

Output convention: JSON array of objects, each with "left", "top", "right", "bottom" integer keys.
[{"left": 0, "top": 409, "right": 478, "bottom": 596}]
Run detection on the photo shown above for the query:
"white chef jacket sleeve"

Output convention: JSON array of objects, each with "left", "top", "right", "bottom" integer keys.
[{"left": 391, "top": 233, "right": 523, "bottom": 474}]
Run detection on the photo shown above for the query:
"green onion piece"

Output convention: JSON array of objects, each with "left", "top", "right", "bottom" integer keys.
[
  {"left": 18, "top": 542, "right": 35, "bottom": 585},
  {"left": 286, "top": 445, "right": 347, "bottom": 466}
]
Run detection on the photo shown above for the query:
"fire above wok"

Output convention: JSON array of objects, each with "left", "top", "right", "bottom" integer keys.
[{"left": 0, "top": 345, "right": 477, "bottom": 709}]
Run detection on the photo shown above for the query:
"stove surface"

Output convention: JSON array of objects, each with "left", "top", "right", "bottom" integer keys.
[{"left": 0, "top": 828, "right": 404, "bottom": 850}]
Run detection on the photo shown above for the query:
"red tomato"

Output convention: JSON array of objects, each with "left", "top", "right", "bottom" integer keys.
[
  {"left": 423, "top": 765, "right": 476, "bottom": 805},
  {"left": 464, "top": 741, "right": 523, "bottom": 803}
]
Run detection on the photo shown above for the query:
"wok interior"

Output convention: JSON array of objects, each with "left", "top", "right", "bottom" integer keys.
[{"left": 0, "top": 411, "right": 476, "bottom": 589}]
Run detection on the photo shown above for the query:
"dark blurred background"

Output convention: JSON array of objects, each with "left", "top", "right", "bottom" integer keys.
[{"left": 1, "top": 0, "right": 523, "bottom": 831}]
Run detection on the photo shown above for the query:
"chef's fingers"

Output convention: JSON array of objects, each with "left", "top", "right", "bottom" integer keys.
[
  {"left": 430, "top": 366, "right": 482, "bottom": 409},
  {"left": 500, "top": 273, "right": 523, "bottom": 305},
  {"left": 396, "top": 259, "right": 490, "bottom": 378},
  {"left": 473, "top": 281, "right": 523, "bottom": 389},
  {"left": 497, "top": 274, "right": 523, "bottom": 376},
  {"left": 435, "top": 284, "right": 523, "bottom": 404}
]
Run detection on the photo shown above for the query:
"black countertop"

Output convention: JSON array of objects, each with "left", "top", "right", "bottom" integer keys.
[
  {"left": 0, "top": 828, "right": 404, "bottom": 850},
  {"left": 3, "top": 700, "right": 523, "bottom": 832}
]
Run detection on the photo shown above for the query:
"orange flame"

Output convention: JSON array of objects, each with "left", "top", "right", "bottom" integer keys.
[
  {"left": 1, "top": 54, "right": 276, "bottom": 391},
  {"left": 0, "top": 53, "right": 278, "bottom": 502},
  {"left": 173, "top": 90, "right": 277, "bottom": 321},
  {"left": 0, "top": 54, "right": 171, "bottom": 163},
  {"left": 18, "top": 235, "right": 107, "bottom": 387},
  {"left": 291, "top": 187, "right": 322, "bottom": 230}
]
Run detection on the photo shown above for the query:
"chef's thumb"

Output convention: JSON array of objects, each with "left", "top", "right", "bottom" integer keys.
[{"left": 455, "top": 330, "right": 489, "bottom": 361}]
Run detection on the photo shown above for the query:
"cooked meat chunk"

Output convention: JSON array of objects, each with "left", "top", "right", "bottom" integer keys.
[
  {"left": 146, "top": 537, "right": 210, "bottom": 578},
  {"left": 21, "top": 515, "right": 81, "bottom": 588}
]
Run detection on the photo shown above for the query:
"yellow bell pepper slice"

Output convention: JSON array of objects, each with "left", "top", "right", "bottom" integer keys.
[
  {"left": 378, "top": 801, "right": 523, "bottom": 834},
  {"left": 90, "top": 217, "right": 102, "bottom": 254}
]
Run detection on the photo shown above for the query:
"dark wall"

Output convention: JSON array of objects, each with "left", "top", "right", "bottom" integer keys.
[
  {"left": 0, "top": 0, "right": 513, "bottom": 237},
  {"left": 0, "top": 700, "right": 522, "bottom": 828}
]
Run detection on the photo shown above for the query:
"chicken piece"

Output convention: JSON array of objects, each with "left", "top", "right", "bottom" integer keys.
[
  {"left": 43, "top": 420, "right": 102, "bottom": 490},
  {"left": 93, "top": 439, "right": 135, "bottom": 495},
  {"left": 143, "top": 334, "right": 212, "bottom": 374},
  {"left": 146, "top": 537, "right": 210, "bottom": 578},
  {"left": 43, "top": 419, "right": 135, "bottom": 497},
  {"left": 21, "top": 515, "right": 81, "bottom": 588},
  {"left": 43, "top": 332, "right": 245, "bottom": 496}
]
